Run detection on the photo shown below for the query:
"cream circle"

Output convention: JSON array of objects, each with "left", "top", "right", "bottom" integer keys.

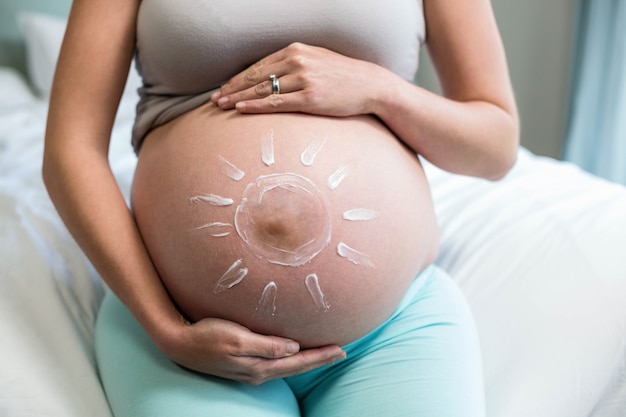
[{"left": 234, "top": 173, "right": 332, "bottom": 267}]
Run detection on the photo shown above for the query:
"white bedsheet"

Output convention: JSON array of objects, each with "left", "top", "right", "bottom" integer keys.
[{"left": 1, "top": 66, "right": 625, "bottom": 417}]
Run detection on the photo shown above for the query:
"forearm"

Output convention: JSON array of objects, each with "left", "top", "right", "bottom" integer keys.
[
  {"left": 42, "top": 143, "right": 182, "bottom": 342},
  {"left": 372, "top": 68, "right": 519, "bottom": 180}
]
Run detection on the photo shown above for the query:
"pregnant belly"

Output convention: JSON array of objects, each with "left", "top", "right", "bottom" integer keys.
[{"left": 132, "top": 103, "right": 438, "bottom": 347}]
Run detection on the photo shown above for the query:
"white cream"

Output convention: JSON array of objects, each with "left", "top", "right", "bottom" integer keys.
[
  {"left": 219, "top": 155, "right": 245, "bottom": 181},
  {"left": 343, "top": 208, "right": 380, "bottom": 221},
  {"left": 213, "top": 259, "right": 248, "bottom": 293},
  {"left": 300, "top": 137, "right": 327, "bottom": 167},
  {"left": 194, "top": 222, "right": 233, "bottom": 237},
  {"left": 305, "top": 273, "right": 330, "bottom": 312},
  {"left": 337, "top": 242, "right": 375, "bottom": 268},
  {"left": 327, "top": 165, "right": 350, "bottom": 191},
  {"left": 235, "top": 173, "right": 332, "bottom": 266},
  {"left": 261, "top": 130, "right": 275, "bottom": 166},
  {"left": 189, "top": 194, "right": 234, "bottom": 206},
  {"left": 257, "top": 281, "right": 278, "bottom": 315}
]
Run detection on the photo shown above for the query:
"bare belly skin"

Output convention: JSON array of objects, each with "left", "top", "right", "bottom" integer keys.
[{"left": 132, "top": 103, "right": 438, "bottom": 347}]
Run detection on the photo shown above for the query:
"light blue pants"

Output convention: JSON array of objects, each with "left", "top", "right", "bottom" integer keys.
[{"left": 95, "top": 265, "right": 485, "bottom": 417}]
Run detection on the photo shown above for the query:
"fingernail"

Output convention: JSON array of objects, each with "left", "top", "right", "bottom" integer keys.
[
  {"left": 211, "top": 91, "right": 222, "bottom": 102},
  {"left": 218, "top": 97, "right": 230, "bottom": 107},
  {"left": 329, "top": 352, "right": 347, "bottom": 367},
  {"left": 286, "top": 342, "right": 300, "bottom": 354}
]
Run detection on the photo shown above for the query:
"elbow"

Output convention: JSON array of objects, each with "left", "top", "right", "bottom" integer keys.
[
  {"left": 484, "top": 117, "right": 520, "bottom": 181},
  {"left": 42, "top": 153, "right": 53, "bottom": 186},
  {"left": 42, "top": 147, "right": 58, "bottom": 195},
  {"left": 42, "top": 152, "right": 54, "bottom": 194},
  {"left": 41, "top": 142, "right": 65, "bottom": 201},
  {"left": 484, "top": 151, "right": 517, "bottom": 181},
  {"left": 486, "top": 139, "right": 519, "bottom": 180}
]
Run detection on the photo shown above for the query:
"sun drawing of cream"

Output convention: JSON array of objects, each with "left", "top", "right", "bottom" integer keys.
[
  {"left": 234, "top": 172, "right": 331, "bottom": 267},
  {"left": 193, "top": 222, "right": 232, "bottom": 237},
  {"left": 305, "top": 273, "right": 330, "bottom": 312},
  {"left": 327, "top": 165, "right": 350, "bottom": 191},
  {"left": 257, "top": 281, "right": 278, "bottom": 315},
  {"left": 189, "top": 194, "right": 233, "bottom": 206},
  {"left": 337, "top": 242, "right": 375, "bottom": 268},
  {"left": 213, "top": 259, "right": 248, "bottom": 294},
  {"left": 300, "top": 136, "right": 326, "bottom": 167},
  {"left": 261, "top": 129, "right": 275, "bottom": 166},
  {"left": 190, "top": 130, "right": 379, "bottom": 314},
  {"left": 219, "top": 155, "right": 245, "bottom": 181},
  {"left": 343, "top": 208, "right": 380, "bottom": 221}
]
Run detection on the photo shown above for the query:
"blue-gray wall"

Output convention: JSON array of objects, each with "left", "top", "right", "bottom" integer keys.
[
  {"left": 416, "top": 0, "right": 576, "bottom": 159},
  {"left": 0, "top": 0, "right": 71, "bottom": 73}
]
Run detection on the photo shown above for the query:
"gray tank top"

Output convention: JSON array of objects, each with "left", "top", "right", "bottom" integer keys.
[{"left": 132, "top": 0, "right": 426, "bottom": 152}]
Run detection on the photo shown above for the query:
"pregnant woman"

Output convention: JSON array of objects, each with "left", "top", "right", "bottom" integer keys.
[{"left": 43, "top": 0, "right": 519, "bottom": 415}]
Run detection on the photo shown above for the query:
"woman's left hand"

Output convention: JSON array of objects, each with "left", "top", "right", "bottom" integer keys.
[{"left": 211, "top": 42, "right": 383, "bottom": 117}]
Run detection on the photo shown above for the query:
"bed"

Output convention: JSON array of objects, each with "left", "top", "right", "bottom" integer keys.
[{"left": 2, "top": 5, "right": 626, "bottom": 417}]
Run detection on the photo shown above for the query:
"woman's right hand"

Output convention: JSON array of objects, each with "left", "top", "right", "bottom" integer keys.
[{"left": 157, "top": 316, "right": 346, "bottom": 385}]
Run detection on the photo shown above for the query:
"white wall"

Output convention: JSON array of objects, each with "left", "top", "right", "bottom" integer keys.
[{"left": 416, "top": 0, "right": 577, "bottom": 159}]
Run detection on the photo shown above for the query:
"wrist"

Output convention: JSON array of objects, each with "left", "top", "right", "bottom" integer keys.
[
  {"left": 131, "top": 294, "right": 189, "bottom": 355},
  {"left": 150, "top": 312, "right": 191, "bottom": 362},
  {"left": 364, "top": 65, "right": 405, "bottom": 119}
]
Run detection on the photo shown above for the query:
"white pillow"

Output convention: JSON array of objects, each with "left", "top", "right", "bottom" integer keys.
[
  {"left": 17, "top": 11, "right": 66, "bottom": 98},
  {"left": 17, "top": 11, "right": 141, "bottom": 99},
  {"left": 425, "top": 150, "right": 626, "bottom": 417},
  {"left": 0, "top": 67, "right": 36, "bottom": 108}
]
